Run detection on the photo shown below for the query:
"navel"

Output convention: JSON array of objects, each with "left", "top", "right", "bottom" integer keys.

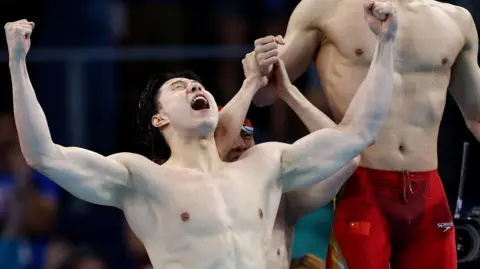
[
  {"left": 277, "top": 248, "right": 281, "bottom": 256},
  {"left": 355, "top": 48, "right": 364, "bottom": 56},
  {"left": 441, "top": 58, "right": 448, "bottom": 65},
  {"left": 180, "top": 212, "right": 190, "bottom": 222}
]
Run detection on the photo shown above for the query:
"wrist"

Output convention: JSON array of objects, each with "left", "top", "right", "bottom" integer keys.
[
  {"left": 244, "top": 76, "right": 264, "bottom": 90},
  {"left": 377, "top": 33, "right": 396, "bottom": 43},
  {"left": 278, "top": 85, "right": 296, "bottom": 101},
  {"left": 8, "top": 56, "right": 25, "bottom": 69}
]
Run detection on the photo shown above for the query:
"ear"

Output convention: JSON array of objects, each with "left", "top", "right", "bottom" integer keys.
[{"left": 152, "top": 114, "right": 170, "bottom": 130}]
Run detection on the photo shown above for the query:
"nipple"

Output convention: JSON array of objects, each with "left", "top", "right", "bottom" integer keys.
[
  {"left": 258, "top": 208, "right": 264, "bottom": 219},
  {"left": 180, "top": 212, "right": 190, "bottom": 222},
  {"left": 355, "top": 48, "right": 364, "bottom": 56}
]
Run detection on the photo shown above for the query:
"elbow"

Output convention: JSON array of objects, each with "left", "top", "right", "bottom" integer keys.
[
  {"left": 367, "top": 135, "right": 377, "bottom": 147},
  {"left": 352, "top": 129, "right": 377, "bottom": 150},
  {"left": 25, "top": 156, "right": 49, "bottom": 171},
  {"left": 349, "top": 155, "right": 361, "bottom": 168},
  {"left": 22, "top": 147, "right": 60, "bottom": 170}
]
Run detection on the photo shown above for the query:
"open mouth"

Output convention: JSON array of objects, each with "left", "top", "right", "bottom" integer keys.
[{"left": 190, "top": 95, "right": 210, "bottom": 111}]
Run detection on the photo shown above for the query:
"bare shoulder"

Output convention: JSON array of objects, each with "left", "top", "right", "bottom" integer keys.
[
  {"left": 108, "top": 152, "right": 151, "bottom": 163},
  {"left": 238, "top": 142, "right": 289, "bottom": 164},
  {"left": 107, "top": 152, "right": 156, "bottom": 172},
  {"left": 290, "top": 0, "right": 338, "bottom": 30},
  {"left": 435, "top": 1, "right": 475, "bottom": 30},
  {"left": 248, "top": 142, "right": 289, "bottom": 155}
]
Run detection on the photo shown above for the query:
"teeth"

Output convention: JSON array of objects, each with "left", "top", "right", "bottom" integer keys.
[{"left": 193, "top": 96, "right": 207, "bottom": 102}]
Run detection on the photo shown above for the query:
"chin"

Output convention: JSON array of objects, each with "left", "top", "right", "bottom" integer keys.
[{"left": 193, "top": 118, "right": 216, "bottom": 138}]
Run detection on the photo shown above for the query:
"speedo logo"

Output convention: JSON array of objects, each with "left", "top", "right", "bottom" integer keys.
[{"left": 436, "top": 222, "right": 453, "bottom": 232}]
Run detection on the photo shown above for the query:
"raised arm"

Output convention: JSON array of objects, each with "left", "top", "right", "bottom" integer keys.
[
  {"left": 252, "top": 0, "right": 333, "bottom": 106},
  {"left": 279, "top": 2, "right": 397, "bottom": 192},
  {"left": 447, "top": 7, "right": 480, "bottom": 141},
  {"left": 278, "top": 70, "right": 360, "bottom": 216},
  {"left": 6, "top": 20, "right": 131, "bottom": 208},
  {"left": 215, "top": 52, "right": 266, "bottom": 158}
]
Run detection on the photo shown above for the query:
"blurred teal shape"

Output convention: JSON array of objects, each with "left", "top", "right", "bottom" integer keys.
[{"left": 292, "top": 202, "right": 334, "bottom": 260}]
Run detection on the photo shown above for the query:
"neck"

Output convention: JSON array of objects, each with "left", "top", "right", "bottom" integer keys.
[{"left": 167, "top": 133, "right": 222, "bottom": 172}]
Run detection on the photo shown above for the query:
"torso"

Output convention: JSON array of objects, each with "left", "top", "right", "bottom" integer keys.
[
  {"left": 119, "top": 143, "right": 286, "bottom": 269},
  {"left": 266, "top": 197, "right": 294, "bottom": 269},
  {"left": 315, "top": 0, "right": 465, "bottom": 171}
]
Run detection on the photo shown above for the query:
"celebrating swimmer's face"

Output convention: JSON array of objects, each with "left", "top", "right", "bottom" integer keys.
[{"left": 152, "top": 77, "right": 219, "bottom": 137}]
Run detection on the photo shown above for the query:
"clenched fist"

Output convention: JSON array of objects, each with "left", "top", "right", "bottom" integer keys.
[
  {"left": 254, "top": 35, "right": 284, "bottom": 76},
  {"left": 363, "top": 1, "right": 397, "bottom": 40},
  {"left": 242, "top": 52, "right": 268, "bottom": 87},
  {"left": 4, "top": 19, "right": 35, "bottom": 62}
]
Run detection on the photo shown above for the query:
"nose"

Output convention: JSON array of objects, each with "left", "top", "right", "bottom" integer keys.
[{"left": 188, "top": 82, "right": 204, "bottom": 93}]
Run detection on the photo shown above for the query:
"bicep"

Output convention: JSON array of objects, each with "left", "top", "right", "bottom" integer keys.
[
  {"left": 280, "top": 127, "right": 364, "bottom": 192},
  {"left": 448, "top": 8, "right": 480, "bottom": 119},
  {"left": 34, "top": 146, "right": 130, "bottom": 207},
  {"left": 280, "top": 0, "right": 326, "bottom": 81}
]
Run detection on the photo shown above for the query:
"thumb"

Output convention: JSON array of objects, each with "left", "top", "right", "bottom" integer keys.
[{"left": 274, "top": 35, "right": 285, "bottom": 45}]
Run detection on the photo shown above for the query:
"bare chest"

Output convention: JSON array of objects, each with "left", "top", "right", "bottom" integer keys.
[
  {"left": 128, "top": 162, "right": 283, "bottom": 240},
  {"left": 322, "top": 1, "right": 464, "bottom": 71}
]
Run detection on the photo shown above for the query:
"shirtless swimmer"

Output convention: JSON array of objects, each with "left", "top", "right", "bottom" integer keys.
[{"left": 5, "top": 5, "right": 396, "bottom": 268}]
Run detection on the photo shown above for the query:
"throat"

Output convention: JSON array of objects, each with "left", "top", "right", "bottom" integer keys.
[{"left": 168, "top": 135, "right": 222, "bottom": 173}]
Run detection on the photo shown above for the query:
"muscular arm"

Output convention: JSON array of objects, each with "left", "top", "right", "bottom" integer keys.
[
  {"left": 281, "top": 85, "right": 360, "bottom": 217},
  {"left": 448, "top": 8, "right": 480, "bottom": 141},
  {"left": 9, "top": 59, "right": 131, "bottom": 208},
  {"left": 280, "top": 38, "right": 395, "bottom": 192},
  {"left": 253, "top": 0, "right": 331, "bottom": 105},
  {"left": 279, "top": 0, "right": 333, "bottom": 82},
  {"left": 287, "top": 156, "right": 359, "bottom": 222},
  {"left": 215, "top": 77, "right": 263, "bottom": 158}
]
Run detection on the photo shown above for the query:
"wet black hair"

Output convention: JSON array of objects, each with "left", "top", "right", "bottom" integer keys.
[{"left": 137, "top": 70, "right": 203, "bottom": 162}]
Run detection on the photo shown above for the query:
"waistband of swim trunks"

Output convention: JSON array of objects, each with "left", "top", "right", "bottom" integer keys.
[{"left": 355, "top": 166, "right": 438, "bottom": 179}]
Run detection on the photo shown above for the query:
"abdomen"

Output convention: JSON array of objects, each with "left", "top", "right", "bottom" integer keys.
[{"left": 316, "top": 47, "right": 450, "bottom": 171}]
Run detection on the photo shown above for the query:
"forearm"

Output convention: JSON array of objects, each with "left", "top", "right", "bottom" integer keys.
[
  {"left": 339, "top": 39, "right": 395, "bottom": 142},
  {"left": 281, "top": 85, "right": 336, "bottom": 131},
  {"left": 216, "top": 77, "right": 262, "bottom": 157},
  {"left": 9, "top": 60, "right": 56, "bottom": 165}
]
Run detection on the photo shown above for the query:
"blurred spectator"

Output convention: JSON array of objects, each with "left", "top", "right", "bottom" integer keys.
[
  {"left": 0, "top": 113, "right": 58, "bottom": 269},
  {"left": 43, "top": 238, "right": 73, "bottom": 269},
  {"left": 44, "top": 239, "right": 107, "bottom": 269}
]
